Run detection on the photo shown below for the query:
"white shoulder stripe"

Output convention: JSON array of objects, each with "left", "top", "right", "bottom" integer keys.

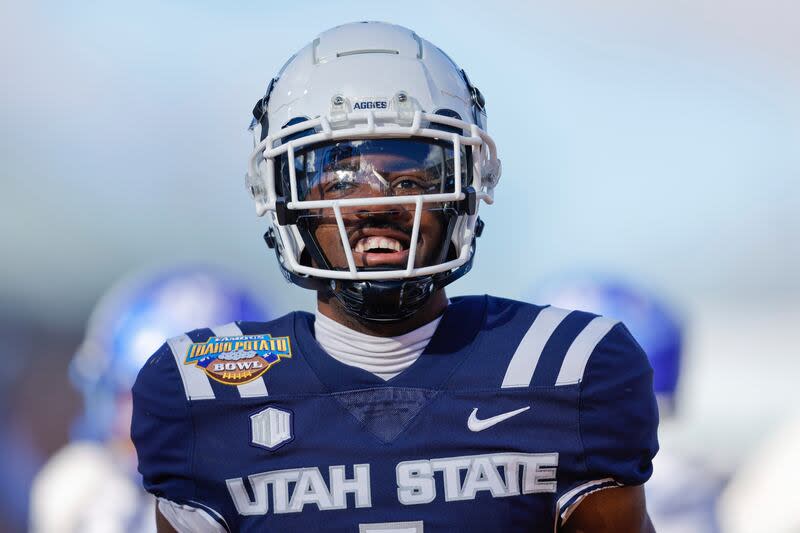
[
  {"left": 210, "top": 322, "right": 269, "bottom": 398},
  {"left": 501, "top": 306, "right": 572, "bottom": 389},
  {"left": 555, "top": 316, "right": 619, "bottom": 386},
  {"left": 167, "top": 334, "right": 215, "bottom": 400}
]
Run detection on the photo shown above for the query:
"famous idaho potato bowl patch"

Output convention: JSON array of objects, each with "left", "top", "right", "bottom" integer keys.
[{"left": 184, "top": 334, "right": 291, "bottom": 385}]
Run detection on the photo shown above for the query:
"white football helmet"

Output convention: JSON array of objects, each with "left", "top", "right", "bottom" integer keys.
[{"left": 245, "top": 21, "right": 501, "bottom": 320}]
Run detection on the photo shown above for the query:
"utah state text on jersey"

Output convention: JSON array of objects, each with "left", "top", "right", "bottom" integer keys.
[{"left": 227, "top": 451, "right": 558, "bottom": 515}]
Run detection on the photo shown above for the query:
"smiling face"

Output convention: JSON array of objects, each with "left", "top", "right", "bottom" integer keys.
[{"left": 304, "top": 151, "right": 448, "bottom": 270}]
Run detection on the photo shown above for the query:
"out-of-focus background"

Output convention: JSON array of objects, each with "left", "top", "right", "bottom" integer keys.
[{"left": 2, "top": 1, "right": 797, "bottom": 531}]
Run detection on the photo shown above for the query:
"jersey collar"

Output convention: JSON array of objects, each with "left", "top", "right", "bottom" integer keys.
[{"left": 293, "top": 295, "right": 487, "bottom": 392}]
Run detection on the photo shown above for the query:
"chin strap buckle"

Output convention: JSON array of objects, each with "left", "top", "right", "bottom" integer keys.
[{"left": 459, "top": 186, "right": 478, "bottom": 216}]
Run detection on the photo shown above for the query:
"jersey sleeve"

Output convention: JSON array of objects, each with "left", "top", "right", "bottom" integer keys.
[
  {"left": 131, "top": 342, "right": 196, "bottom": 504},
  {"left": 557, "top": 322, "right": 659, "bottom": 522}
]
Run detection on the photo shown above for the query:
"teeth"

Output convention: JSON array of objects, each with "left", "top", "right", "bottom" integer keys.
[{"left": 354, "top": 236, "right": 403, "bottom": 253}]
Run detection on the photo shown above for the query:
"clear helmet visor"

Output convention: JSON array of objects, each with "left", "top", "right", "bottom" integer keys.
[{"left": 278, "top": 138, "right": 470, "bottom": 272}]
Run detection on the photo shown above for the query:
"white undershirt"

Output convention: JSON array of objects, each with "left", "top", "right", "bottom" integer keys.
[{"left": 314, "top": 310, "right": 443, "bottom": 381}]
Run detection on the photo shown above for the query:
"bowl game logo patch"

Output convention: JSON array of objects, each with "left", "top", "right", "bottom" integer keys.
[{"left": 184, "top": 334, "right": 291, "bottom": 385}]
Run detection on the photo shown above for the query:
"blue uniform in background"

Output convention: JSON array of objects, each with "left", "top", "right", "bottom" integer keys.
[{"left": 132, "top": 296, "right": 658, "bottom": 532}]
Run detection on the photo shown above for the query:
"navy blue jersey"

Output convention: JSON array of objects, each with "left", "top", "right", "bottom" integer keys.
[{"left": 132, "top": 295, "right": 658, "bottom": 532}]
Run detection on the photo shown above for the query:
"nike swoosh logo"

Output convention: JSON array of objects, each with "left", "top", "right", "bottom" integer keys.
[{"left": 467, "top": 406, "right": 530, "bottom": 432}]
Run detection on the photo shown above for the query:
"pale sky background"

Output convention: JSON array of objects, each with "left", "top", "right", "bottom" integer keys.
[{"left": 2, "top": 0, "right": 798, "bottom": 466}]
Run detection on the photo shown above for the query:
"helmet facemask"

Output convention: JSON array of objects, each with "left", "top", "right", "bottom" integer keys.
[{"left": 279, "top": 138, "right": 468, "bottom": 274}]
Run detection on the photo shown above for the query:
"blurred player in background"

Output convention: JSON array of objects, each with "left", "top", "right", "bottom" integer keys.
[
  {"left": 29, "top": 266, "right": 268, "bottom": 533},
  {"left": 535, "top": 274, "right": 726, "bottom": 533}
]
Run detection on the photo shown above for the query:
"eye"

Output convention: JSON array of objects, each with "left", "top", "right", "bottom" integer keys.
[
  {"left": 328, "top": 180, "right": 355, "bottom": 192},
  {"left": 395, "top": 179, "right": 418, "bottom": 190},
  {"left": 322, "top": 171, "right": 359, "bottom": 196},
  {"left": 392, "top": 176, "right": 435, "bottom": 193}
]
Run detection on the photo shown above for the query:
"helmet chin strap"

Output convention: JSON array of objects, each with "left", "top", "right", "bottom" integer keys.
[
  {"left": 330, "top": 250, "right": 476, "bottom": 322},
  {"left": 332, "top": 278, "right": 435, "bottom": 322},
  {"left": 264, "top": 221, "right": 481, "bottom": 322}
]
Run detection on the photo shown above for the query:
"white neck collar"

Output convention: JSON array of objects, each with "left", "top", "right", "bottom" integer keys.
[{"left": 313, "top": 310, "right": 444, "bottom": 381}]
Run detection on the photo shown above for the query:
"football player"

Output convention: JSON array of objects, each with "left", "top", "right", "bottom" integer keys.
[
  {"left": 132, "top": 22, "right": 659, "bottom": 532},
  {"left": 30, "top": 266, "right": 267, "bottom": 533}
]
